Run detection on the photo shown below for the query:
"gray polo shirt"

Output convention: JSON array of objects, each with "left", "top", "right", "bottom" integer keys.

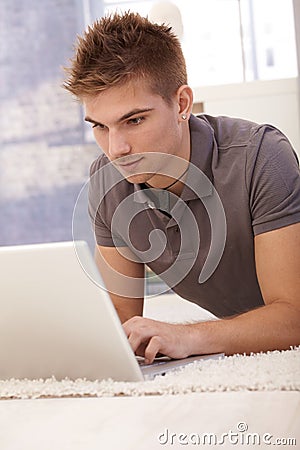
[{"left": 88, "top": 114, "right": 300, "bottom": 317}]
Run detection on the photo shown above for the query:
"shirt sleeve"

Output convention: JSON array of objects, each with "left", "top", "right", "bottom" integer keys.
[{"left": 248, "top": 125, "right": 300, "bottom": 236}]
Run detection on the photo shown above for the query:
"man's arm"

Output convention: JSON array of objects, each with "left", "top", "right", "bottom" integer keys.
[
  {"left": 95, "top": 245, "right": 145, "bottom": 323},
  {"left": 123, "top": 223, "right": 300, "bottom": 363}
]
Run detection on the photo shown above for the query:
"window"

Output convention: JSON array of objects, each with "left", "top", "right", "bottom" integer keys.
[
  {"left": 240, "top": 0, "right": 298, "bottom": 81},
  {"left": 83, "top": 0, "right": 298, "bottom": 87}
]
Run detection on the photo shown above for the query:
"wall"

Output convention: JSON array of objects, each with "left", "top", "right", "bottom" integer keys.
[
  {"left": 0, "top": 0, "right": 84, "bottom": 146},
  {"left": 193, "top": 78, "right": 300, "bottom": 156},
  {"left": 0, "top": 0, "right": 99, "bottom": 246}
]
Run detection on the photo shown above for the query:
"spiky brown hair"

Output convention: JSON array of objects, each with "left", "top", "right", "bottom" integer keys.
[{"left": 63, "top": 11, "right": 187, "bottom": 103}]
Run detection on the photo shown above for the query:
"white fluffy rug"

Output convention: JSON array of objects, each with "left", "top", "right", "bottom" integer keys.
[
  {"left": 1, "top": 295, "right": 299, "bottom": 400},
  {"left": 0, "top": 347, "right": 299, "bottom": 400}
]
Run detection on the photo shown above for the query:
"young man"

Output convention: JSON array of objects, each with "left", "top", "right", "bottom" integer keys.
[{"left": 64, "top": 12, "right": 300, "bottom": 363}]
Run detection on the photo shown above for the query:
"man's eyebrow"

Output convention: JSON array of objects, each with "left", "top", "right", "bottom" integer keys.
[
  {"left": 84, "top": 116, "right": 99, "bottom": 123},
  {"left": 84, "top": 108, "right": 154, "bottom": 125},
  {"left": 119, "top": 108, "right": 154, "bottom": 121}
]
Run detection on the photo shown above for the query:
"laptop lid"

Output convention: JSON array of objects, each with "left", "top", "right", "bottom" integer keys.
[{"left": 0, "top": 241, "right": 144, "bottom": 381}]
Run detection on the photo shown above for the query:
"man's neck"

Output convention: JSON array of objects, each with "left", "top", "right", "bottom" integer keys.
[{"left": 145, "top": 125, "right": 191, "bottom": 195}]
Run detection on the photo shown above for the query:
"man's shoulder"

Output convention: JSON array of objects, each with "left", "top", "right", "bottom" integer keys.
[
  {"left": 89, "top": 152, "right": 134, "bottom": 203},
  {"left": 196, "top": 113, "right": 261, "bottom": 130},
  {"left": 195, "top": 113, "right": 268, "bottom": 149},
  {"left": 89, "top": 152, "right": 110, "bottom": 176}
]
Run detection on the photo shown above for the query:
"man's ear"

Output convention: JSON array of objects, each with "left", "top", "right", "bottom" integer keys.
[{"left": 176, "top": 85, "right": 193, "bottom": 121}]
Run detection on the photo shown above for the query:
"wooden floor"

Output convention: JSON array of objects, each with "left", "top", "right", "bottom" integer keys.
[{"left": 0, "top": 392, "right": 299, "bottom": 449}]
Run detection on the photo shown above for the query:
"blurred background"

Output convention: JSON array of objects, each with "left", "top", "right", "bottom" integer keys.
[{"left": 0, "top": 0, "right": 299, "bottom": 263}]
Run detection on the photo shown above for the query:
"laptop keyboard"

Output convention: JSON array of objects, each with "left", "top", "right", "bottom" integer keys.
[{"left": 137, "top": 356, "right": 171, "bottom": 368}]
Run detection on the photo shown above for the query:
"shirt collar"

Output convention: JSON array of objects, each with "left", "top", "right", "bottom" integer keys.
[{"left": 181, "top": 114, "right": 214, "bottom": 200}]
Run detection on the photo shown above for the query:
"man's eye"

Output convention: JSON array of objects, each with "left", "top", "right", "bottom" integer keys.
[
  {"left": 128, "top": 117, "right": 144, "bottom": 125},
  {"left": 92, "top": 123, "right": 105, "bottom": 129}
]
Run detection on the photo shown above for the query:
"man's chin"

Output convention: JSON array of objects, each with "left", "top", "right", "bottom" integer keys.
[
  {"left": 113, "top": 163, "right": 156, "bottom": 185},
  {"left": 125, "top": 173, "right": 150, "bottom": 185}
]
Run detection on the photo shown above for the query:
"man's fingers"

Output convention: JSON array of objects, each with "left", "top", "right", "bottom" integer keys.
[
  {"left": 123, "top": 317, "right": 181, "bottom": 362},
  {"left": 127, "top": 329, "right": 145, "bottom": 353},
  {"left": 123, "top": 316, "right": 155, "bottom": 353},
  {"left": 123, "top": 316, "right": 147, "bottom": 337},
  {"left": 144, "top": 336, "right": 163, "bottom": 364}
]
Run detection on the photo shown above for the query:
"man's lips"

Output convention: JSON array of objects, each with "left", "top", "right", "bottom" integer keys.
[{"left": 115, "top": 157, "right": 143, "bottom": 169}]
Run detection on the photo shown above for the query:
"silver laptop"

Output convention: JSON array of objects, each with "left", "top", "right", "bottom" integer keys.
[{"left": 0, "top": 241, "right": 222, "bottom": 381}]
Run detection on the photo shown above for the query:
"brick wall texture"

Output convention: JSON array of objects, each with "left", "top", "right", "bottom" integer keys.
[{"left": 0, "top": 0, "right": 100, "bottom": 246}]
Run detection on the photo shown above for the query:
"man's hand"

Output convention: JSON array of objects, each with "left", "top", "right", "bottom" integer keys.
[
  {"left": 122, "top": 224, "right": 300, "bottom": 360},
  {"left": 123, "top": 316, "right": 196, "bottom": 364}
]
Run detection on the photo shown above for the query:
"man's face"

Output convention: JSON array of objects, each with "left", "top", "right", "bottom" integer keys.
[{"left": 83, "top": 80, "right": 188, "bottom": 185}]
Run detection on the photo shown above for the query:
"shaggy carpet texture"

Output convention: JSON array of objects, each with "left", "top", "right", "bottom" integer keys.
[
  {"left": 0, "top": 347, "right": 299, "bottom": 400},
  {"left": 1, "top": 296, "right": 299, "bottom": 400}
]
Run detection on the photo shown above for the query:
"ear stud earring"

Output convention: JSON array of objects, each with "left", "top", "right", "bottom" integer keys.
[{"left": 181, "top": 114, "right": 187, "bottom": 120}]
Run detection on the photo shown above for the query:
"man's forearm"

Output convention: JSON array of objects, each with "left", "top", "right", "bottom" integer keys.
[
  {"left": 188, "top": 302, "right": 300, "bottom": 355},
  {"left": 111, "top": 295, "right": 144, "bottom": 323},
  {"left": 123, "top": 301, "right": 300, "bottom": 363}
]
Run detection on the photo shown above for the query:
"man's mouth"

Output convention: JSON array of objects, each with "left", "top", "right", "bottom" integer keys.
[{"left": 115, "top": 156, "right": 144, "bottom": 170}]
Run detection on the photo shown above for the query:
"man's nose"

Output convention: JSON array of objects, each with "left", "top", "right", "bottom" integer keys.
[{"left": 108, "top": 131, "right": 131, "bottom": 159}]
